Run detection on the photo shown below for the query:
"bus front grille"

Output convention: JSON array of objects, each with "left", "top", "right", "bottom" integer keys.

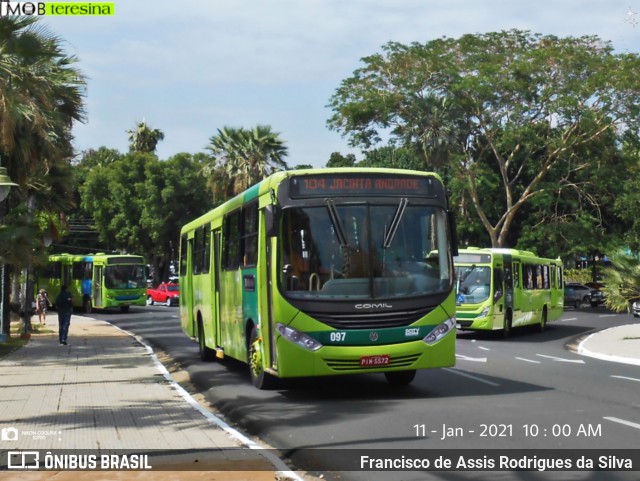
[
  {"left": 323, "top": 354, "right": 420, "bottom": 371},
  {"left": 305, "top": 307, "right": 432, "bottom": 329}
]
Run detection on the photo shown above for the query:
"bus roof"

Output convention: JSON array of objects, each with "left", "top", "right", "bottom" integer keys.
[
  {"left": 456, "top": 247, "right": 561, "bottom": 263},
  {"left": 181, "top": 167, "right": 445, "bottom": 235}
]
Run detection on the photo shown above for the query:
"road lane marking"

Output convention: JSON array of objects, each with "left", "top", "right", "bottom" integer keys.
[
  {"left": 536, "top": 354, "right": 585, "bottom": 364},
  {"left": 477, "top": 346, "right": 490, "bottom": 351},
  {"left": 455, "top": 354, "right": 487, "bottom": 362},
  {"left": 561, "top": 317, "right": 577, "bottom": 322},
  {"left": 444, "top": 368, "right": 500, "bottom": 386},
  {"left": 516, "top": 357, "right": 541, "bottom": 364},
  {"left": 611, "top": 375, "right": 640, "bottom": 383},
  {"left": 598, "top": 314, "right": 618, "bottom": 318},
  {"left": 604, "top": 417, "right": 640, "bottom": 431}
]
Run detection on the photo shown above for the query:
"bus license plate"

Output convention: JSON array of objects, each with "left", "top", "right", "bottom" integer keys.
[{"left": 360, "top": 355, "right": 390, "bottom": 367}]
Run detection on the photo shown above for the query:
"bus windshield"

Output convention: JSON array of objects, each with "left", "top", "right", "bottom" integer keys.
[
  {"left": 280, "top": 202, "right": 451, "bottom": 300},
  {"left": 455, "top": 266, "right": 491, "bottom": 304},
  {"left": 105, "top": 265, "right": 146, "bottom": 289}
]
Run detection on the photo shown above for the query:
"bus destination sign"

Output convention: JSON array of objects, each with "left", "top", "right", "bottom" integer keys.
[{"left": 289, "top": 174, "right": 437, "bottom": 198}]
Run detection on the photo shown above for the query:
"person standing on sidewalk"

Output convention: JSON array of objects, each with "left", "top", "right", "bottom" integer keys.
[
  {"left": 56, "top": 285, "right": 73, "bottom": 345},
  {"left": 35, "top": 289, "right": 52, "bottom": 324}
]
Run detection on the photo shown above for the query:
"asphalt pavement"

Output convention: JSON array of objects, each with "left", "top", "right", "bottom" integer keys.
[{"left": 0, "top": 312, "right": 638, "bottom": 479}]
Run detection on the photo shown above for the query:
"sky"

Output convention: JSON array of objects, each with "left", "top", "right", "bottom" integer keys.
[{"left": 42, "top": 0, "right": 640, "bottom": 168}]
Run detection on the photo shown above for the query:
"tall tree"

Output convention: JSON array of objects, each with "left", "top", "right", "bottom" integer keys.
[
  {"left": 328, "top": 30, "right": 640, "bottom": 248},
  {"left": 80, "top": 152, "right": 213, "bottom": 280},
  {"left": 127, "top": 120, "right": 165, "bottom": 154},
  {"left": 206, "top": 125, "right": 288, "bottom": 196},
  {"left": 0, "top": 16, "right": 86, "bottom": 335}
]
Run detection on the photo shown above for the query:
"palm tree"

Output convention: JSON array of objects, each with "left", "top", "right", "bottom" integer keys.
[
  {"left": 0, "top": 16, "right": 86, "bottom": 336},
  {"left": 602, "top": 252, "right": 640, "bottom": 313},
  {"left": 206, "top": 125, "right": 288, "bottom": 196},
  {"left": 127, "top": 120, "right": 165, "bottom": 153}
]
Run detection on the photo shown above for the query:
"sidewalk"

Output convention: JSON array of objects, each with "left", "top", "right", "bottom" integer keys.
[
  {"left": 0, "top": 315, "right": 303, "bottom": 481},
  {"left": 577, "top": 322, "right": 640, "bottom": 366}
]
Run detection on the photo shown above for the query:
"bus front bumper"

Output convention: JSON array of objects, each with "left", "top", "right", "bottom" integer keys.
[{"left": 273, "top": 327, "right": 456, "bottom": 378}]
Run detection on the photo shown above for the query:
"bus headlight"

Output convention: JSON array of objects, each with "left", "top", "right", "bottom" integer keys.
[
  {"left": 422, "top": 317, "right": 456, "bottom": 345},
  {"left": 478, "top": 307, "right": 490, "bottom": 318},
  {"left": 277, "top": 323, "right": 323, "bottom": 351}
]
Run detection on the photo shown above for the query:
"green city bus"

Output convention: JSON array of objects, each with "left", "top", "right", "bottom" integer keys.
[
  {"left": 454, "top": 248, "right": 564, "bottom": 335},
  {"left": 37, "top": 253, "right": 147, "bottom": 313},
  {"left": 180, "top": 168, "right": 458, "bottom": 389}
]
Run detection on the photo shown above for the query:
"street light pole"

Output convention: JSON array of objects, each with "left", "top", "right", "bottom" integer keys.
[{"left": 0, "top": 165, "right": 18, "bottom": 342}]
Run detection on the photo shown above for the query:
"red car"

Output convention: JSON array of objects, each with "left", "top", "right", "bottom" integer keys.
[{"left": 146, "top": 282, "right": 180, "bottom": 306}]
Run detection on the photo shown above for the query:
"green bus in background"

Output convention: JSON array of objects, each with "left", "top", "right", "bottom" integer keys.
[
  {"left": 454, "top": 248, "right": 564, "bottom": 336},
  {"left": 37, "top": 253, "right": 147, "bottom": 313},
  {"left": 180, "top": 168, "right": 459, "bottom": 389}
]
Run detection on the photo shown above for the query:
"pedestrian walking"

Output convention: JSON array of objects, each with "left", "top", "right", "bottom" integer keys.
[
  {"left": 35, "top": 289, "right": 51, "bottom": 324},
  {"left": 55, "top": 285, "right": 73, "bottom": 346}
]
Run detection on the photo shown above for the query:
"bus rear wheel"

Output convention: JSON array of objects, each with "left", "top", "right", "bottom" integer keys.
[
  {"left": 248, "top": 325, "right": 276, "bottom": 390},
  {"left": 83, "top": 297, "right": 92, "bottom": 314},
  {"left": 198, "top": 321, "right": 216, "bottom": 362},
  {"left": 540, "top": 308, "right": 548, "bottom": 332},
  {"left": 384, "top": 370, "right": 416, "bottom": 386}
]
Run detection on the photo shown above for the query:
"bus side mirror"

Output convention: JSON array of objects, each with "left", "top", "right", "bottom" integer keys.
[{"left": 264, "top": 204, "right": 280, "bottom": 237}]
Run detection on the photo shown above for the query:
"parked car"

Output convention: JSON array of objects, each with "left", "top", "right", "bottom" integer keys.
[
  {"left": 146, "top": 282, "right": 180, "bottom": 306},
  {"left": 632, "top": 300, "right": 640, "bottom": 318},
  {"left": 585, "top": 282, "right": 607, "bottom": 307},
  {"left": 564, "top": 283, "right": 594, "bottom": 309}
]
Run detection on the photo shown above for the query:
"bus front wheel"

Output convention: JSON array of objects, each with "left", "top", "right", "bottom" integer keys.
[
  {"left": 384, "top": 370, "right": 416, "bottom": 386},
  {"left": 248, "top": 325, "right": 276, "bottom": 390},
  {"left": 503, "top": 311, "right": 513, "bottom": 339}
]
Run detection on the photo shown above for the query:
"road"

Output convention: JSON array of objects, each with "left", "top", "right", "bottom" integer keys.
[{"left": 91, "top": 305, "right": 640, "bottom": 481}]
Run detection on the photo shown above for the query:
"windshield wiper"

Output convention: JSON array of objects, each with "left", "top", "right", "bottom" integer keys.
[
  {"left": 383, "top": 198, "right": 408, "bottom": 248},
  {"left": 326, "top": 200, "right": 348, "bottom": 247}
]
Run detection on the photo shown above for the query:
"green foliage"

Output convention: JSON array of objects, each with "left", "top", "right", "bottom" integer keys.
[
  {"left": 328, "top": 30, "right": 640, "bottom": 252},
  {"left": 127, "top": 120, "right": 165, "bottom": 154},
  {"left": 80, "top": 152, "right": 213, "bottom": 280},
  {"left": 326, "top": 152, "right": 356, "bottom": 168},
  {"left": 564, "top": 269, "right": 593, "bottom": 284},
  {"left": 602, "top": 252, "right": 640, "bottom": 313},
  {"left": 206, "top": 125, "right": 288, "bottom": 197}
]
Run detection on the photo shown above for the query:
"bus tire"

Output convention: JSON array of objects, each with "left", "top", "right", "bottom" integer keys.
[
  {"left": 83, "top": 297, "right": 92, "bottom": 314},
  {"left": 540, "top": 307, "right": 547, "bottom": 332},
  {"left": 248, "top": 325, "right": 276, "bottom": 390},
  {"left": 384, "top": 370, "right": 416, "bottom": 386},
  {"left": 503, "top": 311, "right": 512, "bottom": 339},
  {"left": 120, "top": 305, "right": 130, "bottom": 313},
  {"left": 198, "top": 320, "right": 216, "bottom": 362}
]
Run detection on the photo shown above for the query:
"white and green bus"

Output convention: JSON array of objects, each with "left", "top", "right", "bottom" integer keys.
[
  {"left": 454, "top": 248, "right": 564, "bottom": 336},
  {"left": 37, "top": 253, "right": 147, "bottom": 313},
  {"left": 180, "top": 168, "right": 458, "bottom": 389}
]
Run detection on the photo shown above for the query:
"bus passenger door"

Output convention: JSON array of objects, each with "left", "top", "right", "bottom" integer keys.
[
  {"left": 93, "top": 266, "right": 103, "bottom": 308},
  {"left": 213, "top": 230, "right": 222, "bottom": 347}
]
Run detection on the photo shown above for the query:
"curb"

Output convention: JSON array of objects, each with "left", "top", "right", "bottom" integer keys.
[
  {"left": 102, "top": 318, "right": 306, "bottom": 481},
  {"left": 576, "top": 325, "right": 640, "bottom": 367}
]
